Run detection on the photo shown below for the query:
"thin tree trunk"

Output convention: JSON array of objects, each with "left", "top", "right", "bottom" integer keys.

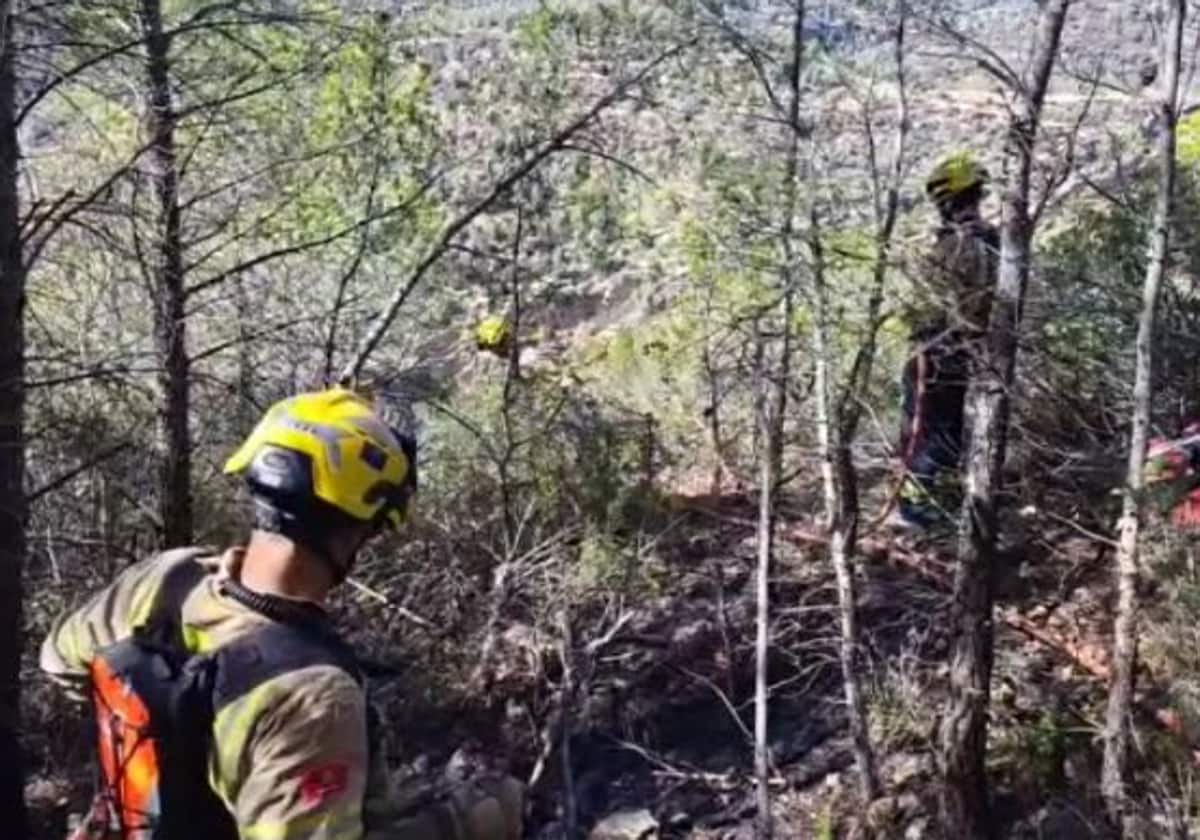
[
  {"left": 833, "top": 447, "right": 877, "bottom": 798},
  {"left": 754, "top": 5, "right": 805, "bottom": 836},
  {"left": 938, "top": 2, "right": 1070, "bottom": 837},
  {"left": 753, "top": 348, "right": 779, "bottom": 840},
  {"left": 813, "top": 215, "right": 880, "bottom": 803},
  {"left": 813, "top": 0, "right": 909, "bottom": 808},
  {"left": 322, "top": 27, "right": 388, "bottom": 384},
  {"left": 472, "top": 209, "right": 526, "bottom": 696},
  {"left": 0, "top": 0, "right": 26, "bottom": 831},
  {"left": 234, "top": 276, "right": 256, "bottom": 433},
  {"left": 703, "top": 338, "right": 724, "bottom": 496},
  {"left": 559, "top": 598, "right": 578, "bottom": 839},
  {"left": 138, "top": 0, "right": 191, "bottom": 547},
  {"left": 1102, "top": 0, "right": 1184, "bottom": 829}
]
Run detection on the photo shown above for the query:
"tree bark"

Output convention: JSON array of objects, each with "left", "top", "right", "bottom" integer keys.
[
  {"left": 558, "top": 603, "right": 578, "bottom": 839},
  {"left": 811, "top": 2, "right": 908, "bottom": 806},
  {"left": 138, "top": 0, "right": 191, "bottom": 547},
  {"left": 938, "top": 2, "right": 1071, "bottom": 837},
  {"left": 752, "top": 392, "right": 776, "bottom": 840},
  {"left": 814, "top": 229, "right": 880, "bottom": 802},
  {"left": 0, "top": 0, "right": 26, "bottom": 831},
  {"left": 1102, "top": 0, "right": 1184, "bottom": 829},
  {"left": 753, "top": 6, "right": 805, "bottom": 836}
]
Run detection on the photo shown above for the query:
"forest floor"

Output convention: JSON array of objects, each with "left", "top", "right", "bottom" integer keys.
[
  {"left": 22, "top": 488, "right": 1166, "bottom": 840},
  {"left": 516, "top": 493, "right": 1127, "bottom": 839}
]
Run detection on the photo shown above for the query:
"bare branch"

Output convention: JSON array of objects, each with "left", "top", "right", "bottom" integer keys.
[
  {"left": 184, "top": 173, "right": 441, "bottom": 299},
  {"left": 26, "top": 442, "right": 132, "bottom": 503},
  {"left": 339, "top": 39, "right": 696, "bottom": 384}
]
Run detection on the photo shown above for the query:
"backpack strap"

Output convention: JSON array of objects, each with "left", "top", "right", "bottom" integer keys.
[
  {"left": 138, "top": 551, "right": 363, "bottom": 714},
  {"left": 211, "top": 621, "right": 362, "bottom": 715}
]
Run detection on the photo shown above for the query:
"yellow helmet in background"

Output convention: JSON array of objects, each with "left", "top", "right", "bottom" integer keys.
[
  {"left": 224, "top": 387, "right": 417, "bottom": 531},
  {"left": 925, "top": 152, "right": 989, "bottom": 206},
  {"left": 476, "top": 315, "right": 514, "bottom": 356}
]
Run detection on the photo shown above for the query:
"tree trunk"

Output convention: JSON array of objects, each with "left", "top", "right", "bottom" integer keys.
[
  {"left": 1102, "top": 0, "right": 1184, "bottom": 829},
  {"left": 811, "top": 0, "right": 910, "bottom": 807},
  {"left": 814, "top": 225, "right": 881, "bottom": 801},
  {"left": 138, "top": 0, "right": 191, "bottom": 547},
  {"left": 833, "top": 447, "right": 879, "bottom": 800},
  {"left": 558, "top": 603, "right": 578, "bottom": 839},
  {"left": 754, "top": 6, "right": 805, "bottom": 836},
  {"left": 938, "top": 2, "right": 1071, "bottom": 836},
  {"left": 0, "top": 0, "right": 26, "bottom": 830},
  {"left": 703, "top": 338, "right": 725, "bottom": 496},
  {"left": 753, "top": 324, "right": 778, "bottom": 840}
]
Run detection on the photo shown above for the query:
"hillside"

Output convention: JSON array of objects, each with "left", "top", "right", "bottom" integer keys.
[{"left": 9, "top": 1, "right": 1200, "bottom": 839}]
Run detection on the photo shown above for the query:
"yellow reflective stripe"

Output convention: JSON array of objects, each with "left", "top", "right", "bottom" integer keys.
[
  {"left": 239, "top": 801, "right": 363, "bottom": 840},
  {"left": 182, "top": 623, "right": 214, "bottom": 654},
  {"left": 127, "top": 576, "right": 161, "bottom": 628},
  {"left": 58, "top": 620, "right": 86, "bottom": 669},
  {"left": 208, "top": 753, "right": 234, "bottom": 814},
  {"left": 210, "top": 680, "right": 280, "bottom": 802}
]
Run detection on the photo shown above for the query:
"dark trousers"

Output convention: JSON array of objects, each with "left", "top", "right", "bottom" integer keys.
[{"left": 899, "top": 423, "right": 962, "bottom": 523}]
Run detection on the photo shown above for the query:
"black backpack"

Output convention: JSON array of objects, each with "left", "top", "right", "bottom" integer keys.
[{"left": 82, "top": 555, "right": 360, "bottom": 840}]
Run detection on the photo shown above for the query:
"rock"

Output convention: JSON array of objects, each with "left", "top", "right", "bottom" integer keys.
[
  {"left": 663, "top": 811, "right": 691, "bottom": 829},
  {"left": 535, "top": 821, "right": 565, "bottom": 840},
  {"left": 904, "top": 816, "right": 933, "bottom": 839},
  {"left": 883, "top": 752, "right": 933, "bottom": 788},
  {"left": 408, "top": 754, "right": 431, "bottom": 777},
  {"left": 1024, "top": 803, "right": 1096, "bottom": 840},
  {"left": 864, "top": 796, "right": 904, "bottom": 835},
  {"left": 588, "top": 809, "right": 659, "bottom": 840},
  {"left": 444, "top": 740, "right": 487, "bottom": 782},
  {"left": 669, "top": 618, "right": 716, "bottom": 657},
  {"left": 24, "top": 777, "right": 68, "bottom": 806}
]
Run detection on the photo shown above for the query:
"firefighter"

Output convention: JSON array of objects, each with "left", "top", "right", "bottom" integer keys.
[
  {"left": 475, "top": 315, "right": 515, "bottom": 359},
  {"left": 43, "top": 387, "right": 524, "bottom": 840},
  {"left": 892, "top": 152, "right": 1000, "bottom": 530},
  {"left": 1146, "top": 420, "right": 1200, "bottom": 529}
]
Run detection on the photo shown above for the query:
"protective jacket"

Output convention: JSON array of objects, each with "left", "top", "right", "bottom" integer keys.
[
  {"left": 896, "top": 216, "right": 998, "bottom": 523},
  {"left": 42, "top": 548, "right": 523, "bottom": 840},
  {"left": 924, "top": 217, "right": 999, "bottom": 337},
  {"left": 1147, "top": 428, "right": 1200, "bottom": 528},
  {"left": 902, "top": 216, "right": 999, "bottom": 443}
]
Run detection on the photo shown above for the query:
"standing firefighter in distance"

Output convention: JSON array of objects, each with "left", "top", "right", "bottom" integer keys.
[
  {"left": 42, "top": 387, "right": 524, "bottom": 840},
  {"left": 1145, "top": 420, "right": 1200, "bottom": 529},
  {"left": 893, "top": 152, "right": 999, "bottom": 529}
]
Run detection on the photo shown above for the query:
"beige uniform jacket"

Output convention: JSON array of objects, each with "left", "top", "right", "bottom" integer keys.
[
  {"left": 41, "top": 549, "right": 521, "bottom": 840},
  {"left": 920, "top": 216, "right": 1000, "bottom": 336}
]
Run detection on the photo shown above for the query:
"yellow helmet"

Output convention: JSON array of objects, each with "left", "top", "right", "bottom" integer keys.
[
  {"left": 926, "top": 152, "right": 989, "bottom": 205},
  {"left": 476, "top": 315, "right": 514, "bottom": 355},
  {"left": 224, "top": 387, "right": 417, "bottom": 530}
]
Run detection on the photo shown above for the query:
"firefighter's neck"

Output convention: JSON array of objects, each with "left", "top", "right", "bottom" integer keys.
[
  {"left": 942, "top": 203, "right": 981, "bottom": 225},
  {"left": 240, "top": 531, "right": 336, "bottom": 605}
]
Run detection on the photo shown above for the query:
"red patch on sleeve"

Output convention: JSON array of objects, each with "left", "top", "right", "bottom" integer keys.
[{"left": 298, "top": 761, "right": 350, "bottom": 808}]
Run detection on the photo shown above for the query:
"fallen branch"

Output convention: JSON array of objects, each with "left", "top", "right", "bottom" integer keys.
[
  {"left": 881, "top": 541, "right": 1200, "bottom": 763},
  {"left": 345, "top": 575, "right": 436, "bottom": 630}
]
